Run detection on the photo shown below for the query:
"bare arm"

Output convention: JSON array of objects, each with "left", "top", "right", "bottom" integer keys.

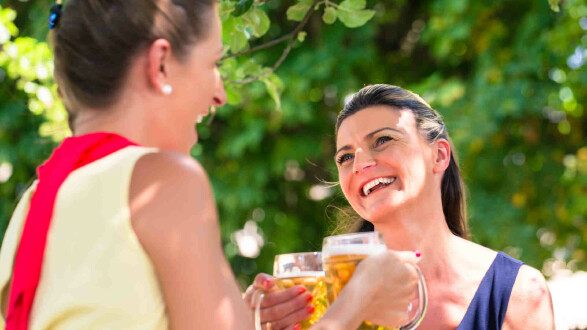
[
  {"left": 503, "top": 265, "right": 554, "bottom": 330},
  {"left": 312, "top": 251, "right": 420, "bottom": 330},
  {"left": 130, "top": 152, "right": 253, "bottom": 330}
]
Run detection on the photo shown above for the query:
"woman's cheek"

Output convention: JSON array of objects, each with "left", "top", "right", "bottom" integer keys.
[{"left": 340, "top": 171, "right": 354, "bottom": 203}]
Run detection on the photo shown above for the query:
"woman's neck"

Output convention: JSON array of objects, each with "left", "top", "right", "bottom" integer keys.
[
  {"left": 73, "top": 105, "right": 145, "bottom": 142},
  {"left": 71, "top": 84, "right": 186, "bottom": 153},
  {"left": 73, "top": 78, "right": 147, "bottom": 136},
  {"left": 373, "top": 202, "right": 462, "bottom": 282}
]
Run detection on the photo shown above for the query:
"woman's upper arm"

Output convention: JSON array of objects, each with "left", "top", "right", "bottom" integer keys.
[
  {"left": 503, "top": 265, "right": 554, "bottom": 330},
  {"left": 129, "top": 152, "right": 253, "bottom": 330}
]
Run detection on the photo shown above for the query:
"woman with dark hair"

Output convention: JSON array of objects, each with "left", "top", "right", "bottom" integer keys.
[
  {"left": 332, "top": 84, "right": 554, "bottom": 329},
  {"left": 251, "top": 84, "right": 554, "bottom": 329},
  {"left": 0, "top": 2, "right": 420, "bottom": 329}
]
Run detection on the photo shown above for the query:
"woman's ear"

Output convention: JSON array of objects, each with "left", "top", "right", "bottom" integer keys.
[
  {"left": 146, "top": 39, "right": 172, "bottom": 93},
  {"left": 433, "top": 138, "right": 451, "bottom": 173}
]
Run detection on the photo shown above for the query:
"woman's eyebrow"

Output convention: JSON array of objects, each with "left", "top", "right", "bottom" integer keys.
[
  {"left": 365, "top": 127, "right": 402, "bottom": 139},
  {"left": 334, "top": 145, "right": 352, "bottom": 158},
  {"left": 335, "top": 127, "right": 402, "bottom": 158}
]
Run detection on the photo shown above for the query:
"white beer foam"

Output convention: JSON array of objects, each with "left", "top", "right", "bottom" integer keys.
[
  {"left": 275, "top": 271, "right": 325, "bottom": 279},
  {"left": 322, "top": 244, "right": 387, "bottom": 258}
]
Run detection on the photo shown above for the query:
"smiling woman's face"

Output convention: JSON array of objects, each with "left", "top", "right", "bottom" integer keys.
[
  {"left": 164, "top": 5, "right": 226, "bottom": 153},
  {"left": 335, "top": 105, "right": 438, "bottom": 222}
]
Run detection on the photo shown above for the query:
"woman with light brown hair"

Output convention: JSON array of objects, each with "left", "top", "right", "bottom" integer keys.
[{"left": 0, "top": 2, "right": 420, "bottom": 329}]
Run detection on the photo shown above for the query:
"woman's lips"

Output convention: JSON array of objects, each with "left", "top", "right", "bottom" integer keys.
[{"left": 360, "top": 176, "right": 397, "bottom": 197}]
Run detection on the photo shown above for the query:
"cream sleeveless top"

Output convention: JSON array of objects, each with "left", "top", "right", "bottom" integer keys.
[{"left": 0, "top": 146, "right": 168, "bottom": 329}]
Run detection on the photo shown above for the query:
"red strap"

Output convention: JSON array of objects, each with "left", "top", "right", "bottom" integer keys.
[{"left": 5, "top": 132, "right": 138, "bottom": 329}]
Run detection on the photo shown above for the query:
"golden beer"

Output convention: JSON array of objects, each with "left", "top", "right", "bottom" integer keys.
[
  {"left": 323, "top": 245, "right": 396, "bottom": 330},
  {"left": 275, "top": 272, "right": 328, "bottom": 330}
]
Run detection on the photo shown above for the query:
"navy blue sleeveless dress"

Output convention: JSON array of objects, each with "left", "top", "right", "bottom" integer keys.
[{"left": 456, "top": 252, "right": 524, "bottom": 330}]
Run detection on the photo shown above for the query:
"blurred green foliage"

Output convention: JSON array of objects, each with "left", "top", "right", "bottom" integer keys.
[{"left": 0, "top": 0, "right": 585, "bottom": 289}]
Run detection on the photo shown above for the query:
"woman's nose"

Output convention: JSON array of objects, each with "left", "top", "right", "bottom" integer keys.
[
  {"left": 353, "top": 148, "right": 376, "bottom": 174},
  {"left": 212, "top": 76, "right": 227, "bottom": 107}
]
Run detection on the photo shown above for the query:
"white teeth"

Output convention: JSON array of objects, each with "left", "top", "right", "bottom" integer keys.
[
  {"left": 362, "top": 177, "right": 396, "bottom": 196},
  {"left": 196, "top": 115, "right": 203, "bottom": 124}
]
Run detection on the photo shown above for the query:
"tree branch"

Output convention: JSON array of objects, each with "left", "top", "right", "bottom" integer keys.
[
  {"left": 222, "top": 33, "right": 293, "bottom": 60},
  {"left": 231, "top": 0, "right": 320, "bottom": 84}
]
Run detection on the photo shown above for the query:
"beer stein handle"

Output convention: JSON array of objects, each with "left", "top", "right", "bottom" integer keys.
[
  {"left": 400, "top": 265, "right": 428, "bottom": 330},
  {"left": 254, "top": 291, "right": 265, "bottom": 330}
]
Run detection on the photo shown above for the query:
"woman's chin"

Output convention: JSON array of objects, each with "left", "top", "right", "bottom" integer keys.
[
  {"left": 363, "top": 212, "right": 387, "bottom": 225},
  {"left": 362, "top": 204, "right": 401, "bottom": 224},
  {"left": 175, "top": 133, "right": 197, "bottom": 156},
  {"left": 189, "top": 128, "right": 199, "bottom": 146}
]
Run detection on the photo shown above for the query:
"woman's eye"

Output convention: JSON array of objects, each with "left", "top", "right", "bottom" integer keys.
[
  {"left": 375, "top": 136, "right": 392, "bottom": 147},
  {"left": 337, "top": 153, "right": 353, "bottom": 165}
]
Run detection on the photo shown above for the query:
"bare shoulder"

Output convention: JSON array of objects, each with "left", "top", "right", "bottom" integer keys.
[
  {"left": 130, "top": 150, "right": 210, "bottom": 193},
  {"left": 129, "top": 151, "right": 219, "bottom": 250},
  {"left": 503, "top": 265, "right": 554, "bottom": 330},
  {"left": 453, "top": 236, "right": 498, "bottom": 270}
]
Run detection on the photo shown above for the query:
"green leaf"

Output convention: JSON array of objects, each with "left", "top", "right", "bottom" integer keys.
[
  {"left": 548, "top": 0, "right": 560, "bottom": 12},
  {"left": 238, "top": 59, "right": 262, "bottom": 77},
  {"left": 322, "top": 7, "right": 337, "bottom": 24},
  {"left": 229, "top": 30, "right": 248, "bottom": 52},
  {"left": 262, "top": 74, "right": 283, "bottom": 109},
  {"left": 297, "top": 31, "right": 307, "bottom": 42},
  {"left": 0, "top": 8, "right": 18, "bottom": 40},
  {"left": 219, "top": 1, "right": 235, "bottom": 19},
  {"left": 242, "top": 8, "right": 270, "bottom": 38},
  {"left": 232, "top": 0, "right": 254, "bottom": 17},
  {"left": 287, "top": 2, "right": 311, "bottom": 21},
  {"left": 225, "top": 84, "right": 242, "bottom": 105},
  {"left": 339, "top": 0, "right": 367, "bottom": 11},
  {"left": 222, "top": 16, "right": 236, "bottom": 41},
  {"left": 336, "top": 9, "right": 375, "bottom": 28},
  {"left": 0, "top": 7, "right": 17, "bottom": 23}
]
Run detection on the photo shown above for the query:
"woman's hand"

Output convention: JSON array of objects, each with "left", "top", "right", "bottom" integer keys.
[
  {"left": 354, "top": 250, "right": 421, "bottom": 326},
  {"left": 243, "top": 273, "right": 315, "bottom": 330},
  {"left": 312, "top": 250, "right": 421, "bottom": 329}
]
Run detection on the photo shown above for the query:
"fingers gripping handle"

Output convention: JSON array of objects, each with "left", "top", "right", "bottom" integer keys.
[{"left": 400, "top": 265, "right": 428, "bottom": 330}]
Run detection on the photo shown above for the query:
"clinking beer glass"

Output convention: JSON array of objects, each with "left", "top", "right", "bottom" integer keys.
[
  {"left": 254, "top": 252, "right": 328, "bottom": 330},
  {"left": 322, "top": 232, "right": 427, "bottom": 330}
]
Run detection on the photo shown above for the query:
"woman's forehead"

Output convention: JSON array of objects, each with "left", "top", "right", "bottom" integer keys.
[{"left": 336, "top": 106, "right": 416, "bottom": 143}]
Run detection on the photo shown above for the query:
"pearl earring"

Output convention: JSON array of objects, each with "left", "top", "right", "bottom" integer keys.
[{"left": 161, "top": 84, "right": 173, "bottom": 95}]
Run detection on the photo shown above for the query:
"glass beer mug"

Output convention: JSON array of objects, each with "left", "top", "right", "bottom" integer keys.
[
  {"left": 322, "top": 232, "right": 427, "bottom": 330},
  {"left": 254, "top": 252, "right": 328, "bottom": 330}
]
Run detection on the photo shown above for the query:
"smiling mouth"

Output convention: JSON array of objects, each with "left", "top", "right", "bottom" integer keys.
[{"left": 361, "top": 177, "right": 397, "bottom": 197}]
